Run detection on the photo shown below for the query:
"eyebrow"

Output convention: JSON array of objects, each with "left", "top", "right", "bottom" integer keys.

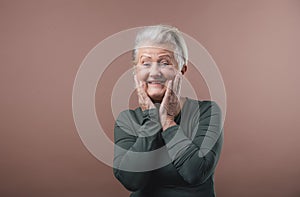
[
  {"left": 140, "top": 54, "right": 172, "bottom": 59},
  {"left": 158, "top": 54, "right": 172, "bottom": 59},
  {"left": 140, "top": 55, "right": 152, "bottom": 59}
]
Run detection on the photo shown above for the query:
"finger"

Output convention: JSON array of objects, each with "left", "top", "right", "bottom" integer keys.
[
  {"left": 161, "top": 80, "right": 171, "bottom": 103},
  {"left": 134, "top": 76, "right": 144, "bottom": 101},
  {"left": 134, "top": 75, "right": 145, "bottom": 89},
  {"left": 141, "top": 81, "right": 147, "bottom": 92},
  {"left": 139, "top": 81, "right": 148, "bottom": 99},
  {"left": 134, "top": 76, "right": 146, "bottom": 105},
  {"left": 165, "top": 80, "right": 172, "bottom": 99},
  {"left": 168, "top": 78, "right": 173, "bottom": 93},
  {"left": 162, "top": 80, "right": 176, "bottom": 116},
  {"left": 175, "top": 73, "right": 182, "bottom": 97},
  {"left": 161, "top": 81, "right": 171, "bottom": 109},
  {"left": 140, "top": 81, "right": 156, "bottom": 108},
  {"left": 172, "top": 74, "right": 179, "bottom": 95},
  {"left": 140, "top": 81, "right": 152, "bottom": 103},
  {"left": 134, "top": 75, "right": 140, "bottom": 95},
  {"left": 135, "top": 78, "right": 145, "bottom": 94},
  {"left": 134, "top": 74, "right": 139, "bottom": 89}
]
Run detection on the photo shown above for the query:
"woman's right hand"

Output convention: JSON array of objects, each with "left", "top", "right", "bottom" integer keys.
[{"left": 134, "top": 75, "right": 155, "bottom": 111}]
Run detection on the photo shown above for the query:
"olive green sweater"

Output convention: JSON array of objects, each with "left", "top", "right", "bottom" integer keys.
[{"left": 113, "top": 98, "right": 223, "bottom": 197}]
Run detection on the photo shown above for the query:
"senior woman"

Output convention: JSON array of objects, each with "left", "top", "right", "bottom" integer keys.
[{"left": 113, "top": 25, "right": 223, "bottom": 197}]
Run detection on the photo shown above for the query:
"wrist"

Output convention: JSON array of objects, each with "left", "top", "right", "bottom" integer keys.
[{"left": 162, "top": 119, "right": 177, "bottom": 131}]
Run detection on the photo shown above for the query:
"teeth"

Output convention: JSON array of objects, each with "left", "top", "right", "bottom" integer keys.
[{"left": 148, "top": 81, "right": 164, "bottom": 84}]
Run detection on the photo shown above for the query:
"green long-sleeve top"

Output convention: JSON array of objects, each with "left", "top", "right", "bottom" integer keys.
[{"left": 113, "top": 98, "right": 224, "bottom": 197}]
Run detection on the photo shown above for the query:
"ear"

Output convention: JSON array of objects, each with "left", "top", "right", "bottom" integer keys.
[{"left": 180, "top": 65, "right": 187, "bottom": 75}]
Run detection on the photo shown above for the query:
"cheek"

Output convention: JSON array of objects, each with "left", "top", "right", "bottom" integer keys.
[
  {"left": 162, "top": 69, "right": 177, "bottom": 80},
  {"left": 136, "top": 70, "right": 148, "bottom": 81}
]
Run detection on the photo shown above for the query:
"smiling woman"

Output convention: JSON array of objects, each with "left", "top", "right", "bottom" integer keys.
[
  {"left": 113, "top": 25, "right": 223, "bottom": 197},
  {"left": 135, "top": 47, "right": 183, "bottom": 103}
]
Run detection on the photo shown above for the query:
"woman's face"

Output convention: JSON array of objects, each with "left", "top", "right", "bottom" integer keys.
[{"left": 135, "top": 47, "right": 180, "bottom": 103}]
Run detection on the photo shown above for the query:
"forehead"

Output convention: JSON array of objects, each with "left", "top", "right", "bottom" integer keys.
[{"left": 137, "top": 47, "right": 174, "bottom": 59}]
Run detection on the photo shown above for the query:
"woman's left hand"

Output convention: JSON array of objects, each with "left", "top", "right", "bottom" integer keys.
[{"left": 159, "top": 73, "right": 182, "bottom": 131}]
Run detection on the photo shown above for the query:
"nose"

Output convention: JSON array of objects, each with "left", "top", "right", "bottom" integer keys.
[{"left": 149, "top": 62, "right": 161, "bottom": 77}]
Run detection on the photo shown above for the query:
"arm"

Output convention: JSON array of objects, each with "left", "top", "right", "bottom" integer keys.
[
  {"left": 113, "top": 108, "right": 163, "bottom": 191},
  {"left": 161, "top": 101, "right": 224, "bottom": 185}
]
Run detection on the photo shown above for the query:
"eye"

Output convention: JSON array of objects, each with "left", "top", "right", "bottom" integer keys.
[
  {"left": 159, "top": 61, "right": 170, "bottom": 66},
  {"left": 142, "top": 62, "right": 151, "bottom": 66}
]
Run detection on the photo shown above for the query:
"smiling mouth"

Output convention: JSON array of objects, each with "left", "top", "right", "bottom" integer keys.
[
  {"left": 148, "top": 82, "right": 163, "bottom": 84},
  {"left": 147, "top": 81, "right": 166, "bottom": 84},
  {"left": 147, "top": 82, "right": 166, "bottom": 87}
]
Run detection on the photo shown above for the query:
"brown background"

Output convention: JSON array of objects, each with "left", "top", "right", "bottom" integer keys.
[{"left": 1, "top": 0, "right": 300, "bottom": 196}]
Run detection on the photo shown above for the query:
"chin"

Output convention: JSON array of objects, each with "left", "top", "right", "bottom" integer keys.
[{"left": 147, "top": 93, "right": 164, "bottom": 103}]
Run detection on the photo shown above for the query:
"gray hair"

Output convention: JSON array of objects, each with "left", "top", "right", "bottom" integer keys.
[{"left": 132, "top": 25, "right": 188, "bottom": 69}]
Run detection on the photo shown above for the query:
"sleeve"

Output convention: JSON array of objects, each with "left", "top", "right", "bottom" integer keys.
[
  {"left": 160, "top": 101, "right": 224, "bottom": 185},
  {"left": 113, "top": 108, "right": 164, "bottom": 191}
]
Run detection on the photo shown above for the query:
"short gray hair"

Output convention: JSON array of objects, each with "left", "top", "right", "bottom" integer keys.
[{"left": 132, "top": 25, "right": 188, "bottom": 69}]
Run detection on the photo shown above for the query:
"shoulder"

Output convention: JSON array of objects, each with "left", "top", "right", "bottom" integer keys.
[
  {"left": 114, "top": 108, "right": 142, "bottom": 137},
  {"left": 117, "top": 108, "right": 139, "bottom": 118},
  {"left": 115, "top": 107, "right": 146, "bottom": 130},
  {"left": 116, "top": 108, "right": 142, "bottom": 124}
]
